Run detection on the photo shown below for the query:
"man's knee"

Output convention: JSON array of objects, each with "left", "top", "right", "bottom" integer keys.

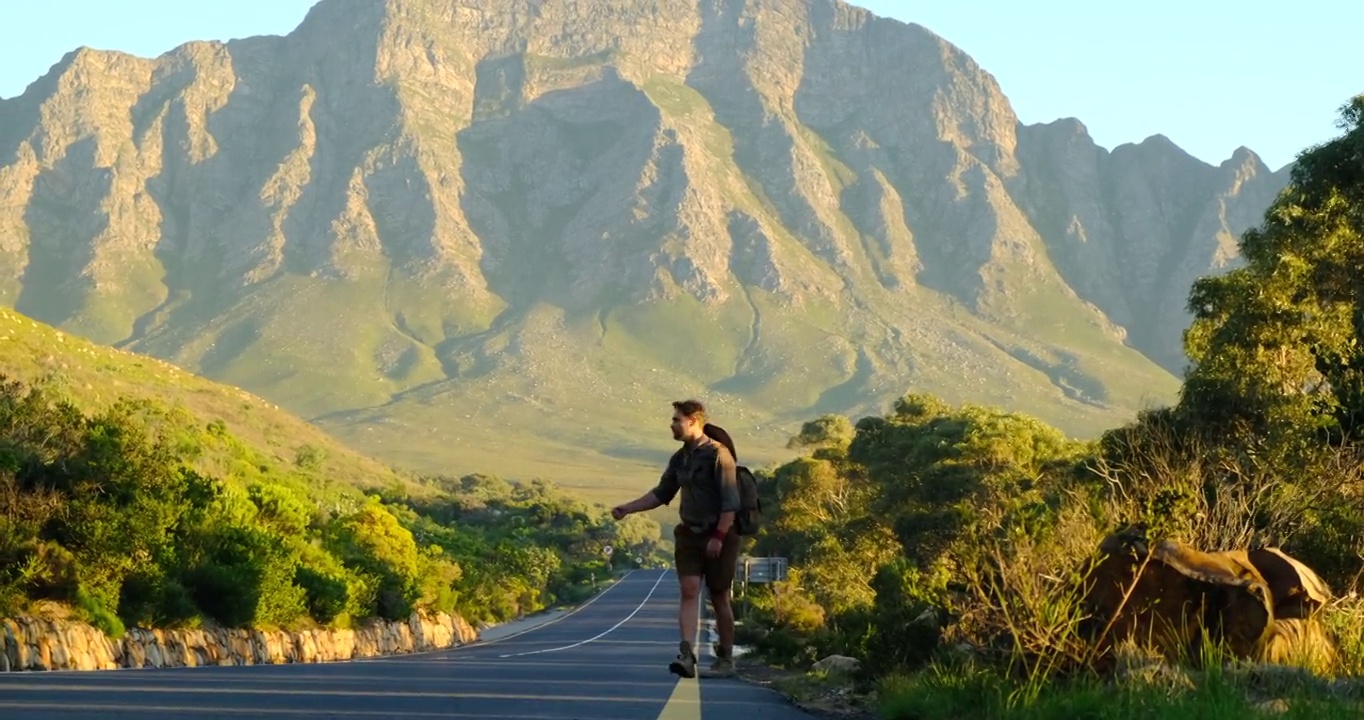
[
  {"left": 679, "top": 574, "right": 703, "bottom": 600},
  {"left": 709, "top": 587, "right": 732, "bottom": 609}
]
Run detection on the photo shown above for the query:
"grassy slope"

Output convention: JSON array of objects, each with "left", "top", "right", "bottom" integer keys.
[
  {"left": 0, "top": 306, "right": 428, "bottom": 500},
  {"left": 308, "top": 287, "right": 1178, "bottom": 509},
  {"left": 127, "top": 270, "right": 455, "bottom": 419}
]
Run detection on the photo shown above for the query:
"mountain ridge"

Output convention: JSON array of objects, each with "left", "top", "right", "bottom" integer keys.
[{"left": 0, "top": 0, "right": 1291, "bottom": 497}]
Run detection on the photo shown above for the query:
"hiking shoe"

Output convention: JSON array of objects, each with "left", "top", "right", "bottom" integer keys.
[
  {"left": 699, "top": 653, "right": 735, "bottom": 678},
  {"left": 669, "top": 641, "right": 697, "bottom": 678}
]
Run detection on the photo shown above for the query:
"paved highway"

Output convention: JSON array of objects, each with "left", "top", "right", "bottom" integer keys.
[{"left": 0, "top": 569, "right": 816, "bottom": 719}]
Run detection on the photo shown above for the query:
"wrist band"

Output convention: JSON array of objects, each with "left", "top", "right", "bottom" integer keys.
[{"left": 711, "top": 528, "right": 727, "bottom": 541}]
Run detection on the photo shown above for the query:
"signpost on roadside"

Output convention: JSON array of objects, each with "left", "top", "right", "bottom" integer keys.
[
  {"left": 734, "top": 556, "right": 788, "bottom": 620},
  {"left": 740, "top": 556, "right": 788, "bottom": 586}
]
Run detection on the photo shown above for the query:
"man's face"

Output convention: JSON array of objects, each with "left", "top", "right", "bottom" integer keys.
[{"left": 670, "top": 412, "right": 694, "bottom": 440}]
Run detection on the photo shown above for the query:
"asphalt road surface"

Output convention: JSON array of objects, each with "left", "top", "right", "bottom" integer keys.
[{"left": 0, "top": 569, "right": 817, "bottom": 719}]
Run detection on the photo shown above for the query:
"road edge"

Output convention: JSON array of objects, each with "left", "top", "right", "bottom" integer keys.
[{"left": 458, "top": 569, "right": 639, "bottom": 650}]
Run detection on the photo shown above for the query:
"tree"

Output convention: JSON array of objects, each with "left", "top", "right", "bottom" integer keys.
[
  {"left": 1180, "top": 96, "right": 1364, "bottom": 453},
  {"left": 787, "top": 414, "right": 856, "bottom": 453},
  {"left": 1116, "top": 96, "right": 1364, "bottom": 584},
  {"left": 849, "top": 394, "right": 1086, "bottom": 575},
  {"left": 328, "top": 499, "right": 424, "bottom": 620}
]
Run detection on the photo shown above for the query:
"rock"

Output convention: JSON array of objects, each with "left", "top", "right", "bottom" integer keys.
[
  {"left": 1080, "top": 531, "right": 1336, "bottom": 668},
  {"left": 1114, "top": 657, "right": 1196, "bottom": 692},
  {"left": 811, "top": 655, "right": 860, "bottom": 674},
  {"left": 0, "top": 610, "right": 477, "bottom": 673},
  {"left": 1253, "top": 698, "right": 1289, "bottom": 714}
]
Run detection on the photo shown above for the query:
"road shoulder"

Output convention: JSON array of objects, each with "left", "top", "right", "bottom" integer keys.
[
  {"left": 733, "top": 662, "right": 879, "bottom": 720},
  {"left": 473, "top": 572, "right": 632, "bottom": 643},
  {"left": 474, "top": 608, "right": 572, "bottom": 642}
]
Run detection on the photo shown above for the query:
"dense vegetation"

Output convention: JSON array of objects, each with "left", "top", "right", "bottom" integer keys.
[
  {"left": 737, "top": 97, "right": 1364, "bottom": 719},
  {"left": 0, "top": 375, "right": 667, "bottom": 637}
]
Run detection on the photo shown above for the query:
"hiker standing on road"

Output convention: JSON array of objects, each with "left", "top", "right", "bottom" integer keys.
[{"left": 611, "top": 399, "right": 742, "bottom": 679}]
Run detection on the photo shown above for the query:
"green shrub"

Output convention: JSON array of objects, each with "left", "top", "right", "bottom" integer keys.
[
  {"left": 74, "top": 585, "right": 125, "bottom": 639},
  {"left": 0, "top": 373, "right": 669, "bottom": 637},
  {"left": 182, "top": 523, "right": 306, "bottom": 629},
  {"left": 295, "top": 564, "right": 352, "bottom": 626}
]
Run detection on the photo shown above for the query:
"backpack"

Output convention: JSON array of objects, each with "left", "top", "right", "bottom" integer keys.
[{"left": 703, "top": 423, "right": 762, "bottom": 536}]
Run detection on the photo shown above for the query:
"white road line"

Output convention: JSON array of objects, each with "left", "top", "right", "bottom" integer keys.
[
  {"left": 344, "top": 571, "right": 643, "bottom": 665},
  {"left": 452, "top": 570, "right": 639, "bottom": 651},
  {"left": 497, "top": 571, "right": 670, "bottom": 659}
]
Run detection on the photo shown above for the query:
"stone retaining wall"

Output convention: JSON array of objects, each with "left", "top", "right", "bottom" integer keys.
[{"left": 1, "top": 611, "right": 477, "bottom": 672}]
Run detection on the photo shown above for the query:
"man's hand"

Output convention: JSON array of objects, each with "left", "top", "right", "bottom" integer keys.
[
  {"left": 706, "top": 537, "right": 723, "bottom": 558},
  {"left": 611, "top": 505, "right": 629, "bottom": 520}
]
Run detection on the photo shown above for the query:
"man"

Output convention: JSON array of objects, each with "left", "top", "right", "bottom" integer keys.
[{"left": 612, "top": 399, "right": 742, "bottom": 679}]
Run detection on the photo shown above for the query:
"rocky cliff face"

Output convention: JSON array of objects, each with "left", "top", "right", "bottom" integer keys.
[
  {"left": 1014, "top": 122, "right": 1288, "bottom": 372},
  {"left": 1, "top": 609, "right": 476, "bottom": 672},
  {"left": 0, "top": 0, "right": 1291, "bottom": 484}
]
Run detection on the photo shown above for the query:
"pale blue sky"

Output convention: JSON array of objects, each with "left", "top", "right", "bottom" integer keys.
[{"left": 1, "top": 1, "right": 1357, "bottom": 170}]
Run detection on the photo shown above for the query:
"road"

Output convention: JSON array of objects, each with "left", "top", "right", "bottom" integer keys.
[{"left": 0, "top": 569, "right": 817, "bottom": 719}]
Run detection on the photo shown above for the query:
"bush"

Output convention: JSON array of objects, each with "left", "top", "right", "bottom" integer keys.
[
  {"left": 746, "top": 388, "right": 1364, "bottom": 692},
  {"left": 0, "top": 373, "right": 670, "bottom": 637},
  {"left": 116, "top": 569, "right": 198, "bottom": 629},
  {"left": 327, "top": 501, "right": 423, "bottom": 620},
  {"left": 295, "top": 564, "right": 352, "bottom": 626},
  {"left": 73, "top": 585, "right": 125, "bottom": 639},
  {"left": 182, "top": 523, "right": 307, "bottom": 629}
]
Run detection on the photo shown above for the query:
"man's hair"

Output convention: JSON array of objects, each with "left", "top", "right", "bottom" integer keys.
[{"left": 672, "top": 399, "right": 706, "bottom": 421}]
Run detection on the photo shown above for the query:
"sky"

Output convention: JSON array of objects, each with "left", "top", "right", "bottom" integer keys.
[{"left": 0, "top": 1, "right": 1357, "bottom": 171}]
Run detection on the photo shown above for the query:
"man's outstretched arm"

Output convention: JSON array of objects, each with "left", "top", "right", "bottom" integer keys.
[
  {"left": 613, "top": 490, "right": 665, "bottom": 518},
  {"left": 614, "top": 467, "right": 677, "bottom": 519}
]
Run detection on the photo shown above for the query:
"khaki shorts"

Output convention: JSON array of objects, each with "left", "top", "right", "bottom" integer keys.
[{"left": 674, "top": 524, "right": 740, "bottom": 594}]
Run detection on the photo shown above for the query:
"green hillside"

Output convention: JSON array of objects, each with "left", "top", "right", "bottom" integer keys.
[
  {"left": 0, "top": 306, "right": 668, "bottom": 635},
  {"left": 0, "top": 306, "right": 417, "bottom": 500}
]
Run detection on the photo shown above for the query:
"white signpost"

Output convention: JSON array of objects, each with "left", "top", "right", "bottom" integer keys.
[
  {"left": 740, "top": 556, "right": 787, "bottom": 584},
  {"left": 735, "top": 556, "right": 788, "bottom": 615}
]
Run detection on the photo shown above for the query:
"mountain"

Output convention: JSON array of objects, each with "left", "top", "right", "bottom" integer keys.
[{"left": 0, "top": 0, "right": 1290, "bottom": 499}]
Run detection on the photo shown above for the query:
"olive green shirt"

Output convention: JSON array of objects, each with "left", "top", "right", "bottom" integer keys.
[{"left": 651, "top": 437, "right": 741, "bottom": 532}]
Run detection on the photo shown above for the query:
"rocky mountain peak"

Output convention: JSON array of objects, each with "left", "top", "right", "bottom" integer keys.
[{"left": 0, "top": 0, "right": 1292, "bottom": 484}]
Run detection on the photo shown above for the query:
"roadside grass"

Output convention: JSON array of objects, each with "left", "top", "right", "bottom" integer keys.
[{"left": 877, "top": 661, "right": 1364, "bottom": 720}]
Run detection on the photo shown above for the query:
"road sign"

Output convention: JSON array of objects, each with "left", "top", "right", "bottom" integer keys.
[{"left": 740, "top": 556, "right": 787, "bottom": 584}]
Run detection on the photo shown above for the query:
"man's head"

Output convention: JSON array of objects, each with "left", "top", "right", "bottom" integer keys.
[{"left": 670, "top": 399, "right": 707, "bottom": 442}]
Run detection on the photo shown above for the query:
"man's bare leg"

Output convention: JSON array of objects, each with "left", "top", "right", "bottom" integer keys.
[
  {"left": 710, "top": 588, "right": 734, "bottom": 653},
  {"left": 700, "top": 586, "right": 737, "bottom": 677},
  {"left": 670, "top": 574, "right": 702, "bottom": 678},
  {"left": 678, "top": 574, "right": 701, "bottom": 643}
]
